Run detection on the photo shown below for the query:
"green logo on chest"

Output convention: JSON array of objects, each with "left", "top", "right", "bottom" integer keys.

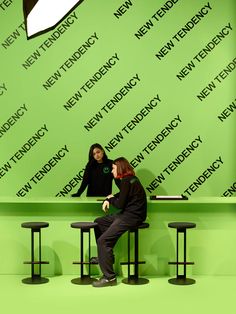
[{"left": 103, "top": 166, "right": 110, "bottom": 174}]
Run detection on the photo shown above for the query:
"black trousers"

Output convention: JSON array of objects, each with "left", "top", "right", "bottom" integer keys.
[{"left": 94, "top": 213, "right": 142, "bottom": 279}]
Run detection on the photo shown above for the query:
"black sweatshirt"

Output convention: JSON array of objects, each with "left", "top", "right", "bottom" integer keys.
[
  {"left": 108, "top": 175, "right": 147, "bottom": 222},
  {"left": 76, "top": 159, "right": 115, "bottom": 196}
]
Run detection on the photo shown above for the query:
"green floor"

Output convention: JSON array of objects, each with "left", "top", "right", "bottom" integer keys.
[{"left": 1, "top": 275, "right": 235, "bottom": 314}]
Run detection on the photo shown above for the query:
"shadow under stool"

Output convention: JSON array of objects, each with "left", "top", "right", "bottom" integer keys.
[
  {"left": 168, "top": 221, "right": 196, "bottom": 285},
  {"left": 71, "top": 221, "right": 98, "bottom": 285},
  {"left": 21, "top": 222, "right": 49, "bottom": 284},
  {"left": 121, "top": 222, "right": 149, "bottom": 285}
]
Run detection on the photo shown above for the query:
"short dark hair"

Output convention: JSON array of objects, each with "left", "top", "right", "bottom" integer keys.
[{"left": 113, "top": 157, "right": 135, "bottom": 178}]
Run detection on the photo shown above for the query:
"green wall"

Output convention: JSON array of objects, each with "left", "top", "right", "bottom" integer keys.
[{"left": 0, "top": 0, "right": 236, "bottom": 198}]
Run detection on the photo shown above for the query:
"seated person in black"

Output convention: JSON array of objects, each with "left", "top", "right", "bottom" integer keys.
[
  {"left": 92, "top": 157, "right": 147, "bottom": 287},
  {"left": 72, "top": 143, "right": 118, "bottom": 197}
]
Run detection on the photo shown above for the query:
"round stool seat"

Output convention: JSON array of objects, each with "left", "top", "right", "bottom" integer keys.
[
  {"left": 21, "top": 222, "right": 49, "bottom": 229},
  {"left": 71, "top": 222, "right": 98, "bottom": 230},
  {"left": 129, "top": 222, "right": 149, "bottom": 231},
  {"left": 168, "top": 222, "right": 196, "bottom": 230}
]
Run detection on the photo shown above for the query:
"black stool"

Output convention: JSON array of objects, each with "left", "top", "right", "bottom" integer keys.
[
  {"left": 21, "top": 222, "right": 49, "bottom": 284},
  {"left": 121, "top": 222, "right": 149, "bottom": 285},
  {"left": 168, "top": 222, "right": 196, "bottom": 285},
  {"left": 71, "top": 221, "right": 98, "bottom": 285}
]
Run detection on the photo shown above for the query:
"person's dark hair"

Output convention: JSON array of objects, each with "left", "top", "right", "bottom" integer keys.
[
  {"left": 88, "top": 143, "right": 108, "bottom": 164},
  {"left": 113, "top": 157, "right": 135, "bottom": 178}
]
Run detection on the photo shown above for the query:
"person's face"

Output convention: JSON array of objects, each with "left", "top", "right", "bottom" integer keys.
[
  {"left": 112, "top": 164, "right": 118, "bottom": 178},
  {"left": 93, "top": 148, "right": 104, "bottom": 163}
]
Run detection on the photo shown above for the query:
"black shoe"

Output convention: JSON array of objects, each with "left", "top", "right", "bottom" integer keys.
[
  {"left": 71, "top": 193, "right": 80, "bottom": 197},
  {"left": 92, "top": 277, "right": 117, "bottom": 288},
  {"left": 90, "top": 257, "right": 99, "bottom": 264}
]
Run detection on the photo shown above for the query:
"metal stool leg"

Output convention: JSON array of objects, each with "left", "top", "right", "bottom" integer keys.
[
  {"left": 31, "top": 228, "right": 35, "bottom": 278},
  {"left": 22, "top": 227, "right": 49, "bottom": 284},
  {"left": 168, "top": 228, "right": 195, "bottom": 285},
  {"left": 128, "top": 230, "right": 131, "bottom": 279},
  {"left": 71, "top": 228, "right": 95, "bottom": 285},
  {"left": 122, "top": 229, "right": 149, "bottom": 285}
]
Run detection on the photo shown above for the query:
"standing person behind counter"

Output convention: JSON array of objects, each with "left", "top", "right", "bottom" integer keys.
[
  {"left": 72, "top": 143, "right": 118, "bottom": 197},
  {"left": 92, "top": 157, "right": 147, "bottom": 287}
]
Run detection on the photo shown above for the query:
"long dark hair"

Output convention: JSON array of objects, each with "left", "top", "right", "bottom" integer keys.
[
  {"left": 88, "top": 143, "right": 108, "bottom": 164},
  {"left": 113, "top": 157, "right": 135, "bottom": 178}
]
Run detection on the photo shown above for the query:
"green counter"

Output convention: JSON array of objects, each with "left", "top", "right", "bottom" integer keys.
[{"left": 0, "top": 197, "right": 235, "bottom": 277}]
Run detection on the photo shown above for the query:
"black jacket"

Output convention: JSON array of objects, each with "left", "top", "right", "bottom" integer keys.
[
  {"left": 108, "top": 175, "right": 147, "bottom": 222},
  {"left": 76, "top": 159, "right": 116, "bottom": 196}
]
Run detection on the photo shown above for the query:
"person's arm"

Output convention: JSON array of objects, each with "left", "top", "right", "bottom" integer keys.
[
  {"left": 108, "top": 179, "right": 130, "bottom": 209},
  {"left": 72, "top": 164, "right": 89, "bottom": 196}
]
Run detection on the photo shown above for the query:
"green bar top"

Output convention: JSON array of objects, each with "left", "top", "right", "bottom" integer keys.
[{"left": 0, "top": 196, "right": 235, "bottom": 204}]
